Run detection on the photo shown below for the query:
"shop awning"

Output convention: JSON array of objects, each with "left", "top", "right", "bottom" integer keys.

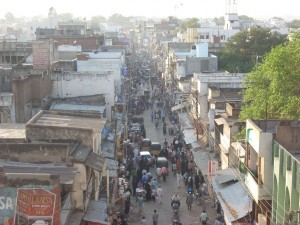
[
  {"left": 83, "top": 199, "right": 110, "bottom": 225},
  {"left": 183, "top": 129, "right": 197, "bottom": 144},
  {"left": 85, "top": 152, "right": 106, "bottom": 172},
  {"left": 191, "top": 150, "right": 210, "bottom": 176},
  {"left": 212, "top": 169, "right": 251, "bottom": 223},
  {"left": 102, "top": 158, "right": 118, "bottom": 177},
  {"left": 171, "top": 103, "right": 187, "bottom": 112},
  {"left": 191, "top": 141, "right": 201, "bottom": 150}
]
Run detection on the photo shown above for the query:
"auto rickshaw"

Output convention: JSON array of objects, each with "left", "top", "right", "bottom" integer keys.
[
  {"left": 141, "top": 138, "right": 152, "bottom": 151},
  {"left": 150, "top": 142, "right": 161, "bottom": 157}
]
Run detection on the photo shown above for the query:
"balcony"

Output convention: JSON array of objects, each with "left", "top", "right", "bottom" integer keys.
[{"left": 244, "top": 167, "right": 271, "bottom": 203}]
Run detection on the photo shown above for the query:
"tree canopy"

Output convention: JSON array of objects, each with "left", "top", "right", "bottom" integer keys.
[
  {"left": 218, "top": 26, "right": 287, "bottom": 73},
  {"left": 180, "top": 18, "right": 199, "bottom": 29},
  {"left": 286, "top": 19, "right": 300, "bottom": 29},
  {"left": 240, "top": 39, "right": 300, "bottom": 120}
]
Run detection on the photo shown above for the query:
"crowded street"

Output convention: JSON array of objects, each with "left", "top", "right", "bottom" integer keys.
[{"left": 113, "top": 50, "right": 220, "bottom": 225}]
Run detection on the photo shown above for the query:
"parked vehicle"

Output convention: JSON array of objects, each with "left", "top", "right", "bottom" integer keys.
[
  {"left": 140, "top": 151, "right": 154, "bottom": 166},
  {"left": 151, "top": 142, "right": 161, "bottom": 157},
  {"left": 141, "top": 138, "right": 152, "bottom": 151},
  {"left": 131, "top": 116, "right": 144, "bottom": 125}
]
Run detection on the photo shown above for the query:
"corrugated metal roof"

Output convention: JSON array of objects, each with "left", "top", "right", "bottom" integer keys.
[
  {"left": 183, "top": 129, "right": 197, "bottom": 144},
  {"left": 30, "top": 111, "right": 106, "bottom": 133},
  {"left": 85, "top": 152, "right": 105, "bottom": 172},
  {"left": 191, "top": 141, "right": 201, "bottom": 150},
  {"left": 50, "top": 103, "right": 106, "bottom": 114},
  {"left": 212, "top": 178, "right": 252, "bottom": 222},
  {"left": 83, "top": 199, "right": 110, "bottom": 224},
  {"left": 178, "top": 112, "right": 193, "bottom": 129},
  {"left": 191, "top": 150, "right": 210, "bottom": 176},
  {"left": 213, "top": 168, "right": 239, "bottom": 184},
  {"left": 103, "top": 158, "right": 118, "bottom": 177}
]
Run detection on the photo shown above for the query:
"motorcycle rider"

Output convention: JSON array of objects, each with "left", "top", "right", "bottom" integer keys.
[{"left": 171, "top": 193, "right": 181, "bottom": 209}]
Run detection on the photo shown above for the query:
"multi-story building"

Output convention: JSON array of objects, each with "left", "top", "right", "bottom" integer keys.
[{"left": 272, "top": 123, "right": 300, "bottom": 225}]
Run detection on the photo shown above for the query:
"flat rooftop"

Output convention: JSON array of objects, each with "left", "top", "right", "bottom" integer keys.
[
  {"left": 0, "top": 123, "right": 26, "bottom": 139},
  {"left": 27, "top": 111, "right": 106, "bottom": 132}
]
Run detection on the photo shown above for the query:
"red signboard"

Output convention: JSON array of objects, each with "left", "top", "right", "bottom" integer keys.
[{"left": 16, "top": 189, "right": 55, "bottom": 217}]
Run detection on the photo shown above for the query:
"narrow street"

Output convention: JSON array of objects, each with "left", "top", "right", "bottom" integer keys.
[{"left": 125, "top": 81, "right": 217, "bottom": 225}]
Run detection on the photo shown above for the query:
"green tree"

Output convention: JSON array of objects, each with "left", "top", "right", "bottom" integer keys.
[
  {"left": 180, "top": 18, "right": 199, "bottom": 29},
  {"left": 239, "top": 15, "right": 254, "bottom": 23},
  {"left": 213, "top": 17, "right": 224, "bottom": 25},
  {"left": 218, "top": 26, "right": 287, "bottom": 73},
  {"left": 286, "top": 19, "right": 300, "bottom": 29},
  {"left": 240, "top": 39, "right": 300, "bottom": 120},
  {"left": 288, "top": 29, "right": 300, "bottom": 40}
]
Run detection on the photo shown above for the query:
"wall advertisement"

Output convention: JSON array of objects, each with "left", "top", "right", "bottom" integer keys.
[{"left": 0, "top": 186, "right": 60, "bottom": 225}]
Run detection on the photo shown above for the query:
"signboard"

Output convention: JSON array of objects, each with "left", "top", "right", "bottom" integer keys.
[{"left": 0, "top": 186, "right": 60, "bottom": 225}]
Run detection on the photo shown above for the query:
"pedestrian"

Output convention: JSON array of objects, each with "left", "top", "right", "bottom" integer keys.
[
  {"left": 156, "top": 185, "right": 163, "bottom": 204},
  {"left": 152, "top": 209, "right": 159, "bottom": 225},
  {"left": 176, "top": 172, "right": 182, "bottom": 188},
  {"left": 140, "top": 216, "right": 147, "bottom": 225},
  {"left": 195, "top": 173, "right": 200, "bottom": 190},
  {"left": 200, "top": 209, "right": 208, "bottom": 225},
  {"left": 137, "top": 194, "right": 144, "bottom": 212},
  {"left": 160, "top": 166, "right": 167, "bottom": 182},
  {"left": 186, "top": 192, "right": 194, "bottom": 211},
  {"left": 151, "top": 111, "right": 154, "bottom": 122}
]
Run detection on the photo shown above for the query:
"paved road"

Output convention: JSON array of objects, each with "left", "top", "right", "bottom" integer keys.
[{"left": 126, "top": 103, "right": 216, "bottom": 225}]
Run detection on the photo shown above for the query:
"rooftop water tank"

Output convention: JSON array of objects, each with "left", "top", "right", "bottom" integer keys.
[{"left": 196, "top": 43, "right": 208, "bottom": 57}]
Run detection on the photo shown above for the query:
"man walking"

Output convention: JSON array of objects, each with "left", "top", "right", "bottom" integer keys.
[
  {"left": 200, "top": 209, "right": 208, "bottom": 225},
  {"left": 152, "top": 209, "right": 159, "bottom": 225},
  {"left": 156, "top": 185, "right": 163, "bottom": 204},
  {"left": 186, "top": 192, "right": 194, "bottom": 211}
]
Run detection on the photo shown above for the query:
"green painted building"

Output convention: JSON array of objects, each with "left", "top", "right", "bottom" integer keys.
[{"left": 272, "top": 125, "right": 300, "bottom": 225}]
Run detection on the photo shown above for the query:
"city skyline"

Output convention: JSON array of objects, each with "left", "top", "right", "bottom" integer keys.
[{"left": 0, "top": 0, "right": 299, "bottom": 21}]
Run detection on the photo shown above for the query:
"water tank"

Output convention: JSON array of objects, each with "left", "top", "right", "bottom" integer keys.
[{"left": 196, "top": 43, "right": 208, "bottom": 57}]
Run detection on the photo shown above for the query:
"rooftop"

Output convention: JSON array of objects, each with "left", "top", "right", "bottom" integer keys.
[
  {"left": 0, "top": 123, "right": 26, "bottom": 139},
  {"left": 26, "top": 110, "right": 106, "bottom": 133}
]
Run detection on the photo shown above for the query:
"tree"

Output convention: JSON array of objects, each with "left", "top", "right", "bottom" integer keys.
[
  {"left": 180, "top": 18, "right": 199, "bottom": 29},
  {"left": 286, "top": 19, "right": 300, "bottom": 29},
  {"left": 239, "top": 15, "right": 254, "bottom": 23},
  {"left": 213, "top": 17, "right": 224, "bottom": 25},
  {"left": 218, "top": 27, "right": 287, "bottom": 73},
  {"left": 240, "top": 39, "right": 300, "bottom": 120}
]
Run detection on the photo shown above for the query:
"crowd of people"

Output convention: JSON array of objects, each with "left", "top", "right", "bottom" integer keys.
[{"left": 112, "top": 52, "right": 225, "bottom": 225}]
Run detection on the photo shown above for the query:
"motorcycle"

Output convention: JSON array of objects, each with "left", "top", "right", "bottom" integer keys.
[
  {"left": 171, "top": 200, "right": 180, "bottom": 212},
  {"left": 194, "top": 190, "right": 201, "bottom": 206},
  {"left": 171, "top": 211, "right": 181, "bottom": 225}
]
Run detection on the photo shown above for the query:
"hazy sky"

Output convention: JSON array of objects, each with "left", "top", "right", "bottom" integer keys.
[{"left": 0, "top": 0, "right": 299, "bottom": 20}]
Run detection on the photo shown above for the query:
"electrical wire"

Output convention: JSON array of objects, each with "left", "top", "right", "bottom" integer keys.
[{"left": 168, "top": 79, "right": 290, "bottom": 223}]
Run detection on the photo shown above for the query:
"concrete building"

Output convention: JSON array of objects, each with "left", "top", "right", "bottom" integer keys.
[
  {"left": 242, "top": 120, "right": 283, "bottom": 225},
  {"left": 213, "top": 102, "right": 244, "bottom": 169},
  {"left": 272, "top": 123, "right": 300, "bottom": 225},
  {"left": 191, "top": 72, "right": 245, "bottom": 119},
  {"left": 25, "top": 110, "right": 107, "bottom": 211}
]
